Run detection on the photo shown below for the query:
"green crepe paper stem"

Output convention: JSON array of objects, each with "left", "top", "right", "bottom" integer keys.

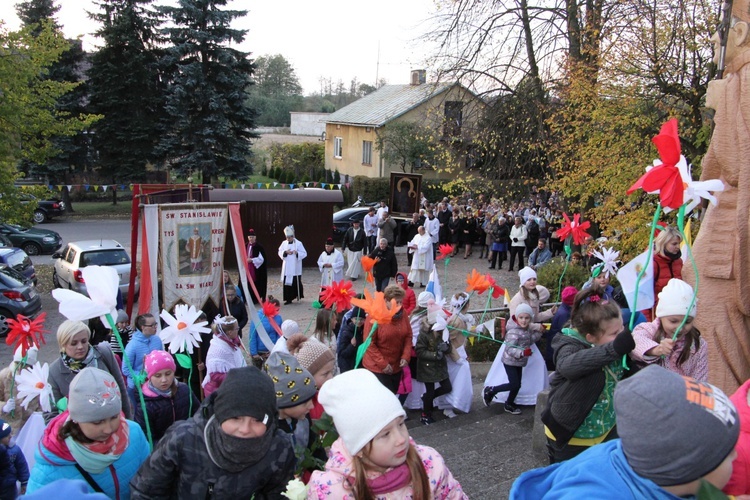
[
  {"left": 446, "top": 324, "right": 526, "bottom": 349},
  {"left": 7, "top": 354, "right": 26, "bottom": 419},
  {"left": 174, "top": 352, "right": 194, "bottom": 415},
  {"left": 479, "top": 289, "right": 493, "bottom": 325},
  {"left": 105, "top": 313, "right": 153, "bottom": 451},
  {"left": 629, "top": 202, "right": 663, "bottom": 331},
  {"left": 673, "top": 204, "right": 699, "bottom": 342},
  {"left": 556, "top": 236, "right": 573, "bottom": 303},
  {"left": 444, "top": 258, "right": 450, "bottom": 292},
  {"left": 355, "top": 322, "right": 378, "bottom": 368}
]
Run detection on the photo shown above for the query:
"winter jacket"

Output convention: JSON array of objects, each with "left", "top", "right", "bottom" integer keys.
[
  {"left": 0, "top": 443, "right": 29, "bottom": 497},
  {"left": 336, "top": 319, "right": 361, "bottom": 373},
  {"left": 28, "top": 416, "right": 149, "bottom": 499},
  {"left": 492, "top": 222, "right": 510, "bottom": 245},
  {"left": 415, "top": 322, "right": 451, "bottom": 383},
  {"left": 134, "top": 381, "right": 200, "bottom": 444},
  {"left": 509, "top": 286, "right": 554, "bottom": 323},
  {"left": 249, "top": 312, "right": 282, "bottom": 356},
  {"left": 501, "top": 319, "right": 544, "bottom": 367},
  {"left": 130, "top": 399, "right": 295, "bottom": 500},
  {"left": 369, "top": 246, "right": 398, "bottom": 280},
  {"left": 725, "top": 379, "right": 750, "bottom": 495},
  {"left": 362, "top": 313, "right": 411, "bottom": 375},
  {"left": 542, "top": 332, "right": 632, "bottom": 445},
  {"left": 46, "top": 343, "right": 132, "bottom": 423},
  {"left": 377, "top": 217, "right": 397, "bottom": 244},
  {"left": 528, "top": 247, "right": 552, "bottom": 268},
  {"left": 510, "top": 224, "right": 527, "bottom": 247},
  {"left": 396, "top": 272, "right": 416, "bottom": 315},
  {"left": 123, "top": 330, "right": 164, "bottom": 389},
  {"left": 652, "top": 252, "right": 683, "bottom": 312},
  {"left": 545, "top": 304, "right": 573, "bottom": 366},
  {"left": 221, "top": 297, "right": 248, "bottom": 335},
  {"left": 307, "top": 437, "right": 468, "bottom": 499},
  {"left": 342, "top": 226, "right": 366, "bottom": 252},
  {"left": 510, "top": 439, "right": 689, "bottom": 500},
  {"left": 630, "top": 319, "right": 708, "bottom": 381}
]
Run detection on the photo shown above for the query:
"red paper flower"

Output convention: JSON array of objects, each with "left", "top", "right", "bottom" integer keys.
[
  {"left": 627, "top": 118, "right": 685, "bottom": 210},
  {"left": 6, "top": 313, "right": 47, "bottom": 357},
  {"left": 350, "top": 289, "right": 401, "bottom": 324},
  {"left": 556, "top": 213, "right": 592, "bottom": 246},
  {"left": 320, "top": 280, "right": 355, "bottom": 313},
  {"left": 436, "top": 244, "right": 454, "bottom": 261},
  {"left": 485, "top": 274, "right": 505, "bottom": 299},
  {"left": 465, "top": 269, "right": 491, "bottom": 294},
  {"left": 262, "top": 299, "right": 280, "bottom": 318}
]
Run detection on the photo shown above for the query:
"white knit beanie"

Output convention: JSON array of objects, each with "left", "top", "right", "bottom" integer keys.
[
  {"left": 655, "top": 279, "right": 697, "bottom": 318},
  {"left": 280, "top": 319, "right": 300, "bottom": 339},
  {"left": 417, "top": 291, "right": 434, "bottom": 308},
  {"left": 518, "top": 266, "right": 537, "bottom": 287},
  {"left": 318, "top": 369, "right": 406, "bottom": 456}
]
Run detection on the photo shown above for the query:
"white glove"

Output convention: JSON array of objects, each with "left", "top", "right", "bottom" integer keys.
[{"left": 3, "top": 398, "right": 15, "bottom": 413}]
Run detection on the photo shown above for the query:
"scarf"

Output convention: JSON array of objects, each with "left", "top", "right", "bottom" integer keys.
[
  {"left": 216, "top": 332, "right": 241, "bottom": 349},
  {"left": 65, "top": 414, "right": 130, "bottom": 474},
  {"left": 203, "top": 415, "right": 274, "bottom": 473},
  {"left": 368, "top": 462, "right": 412, "bottom": 495},
  {"left": 61, "top": 346, "right": 97, "bottom": 372},
  {"left": 147, "top": 381, "right": 173, "bottom": 398}
]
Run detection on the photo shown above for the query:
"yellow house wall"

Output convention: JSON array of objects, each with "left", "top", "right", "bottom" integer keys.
[{"left": 325, "top": 123, "right": 382, "bottom": 178}]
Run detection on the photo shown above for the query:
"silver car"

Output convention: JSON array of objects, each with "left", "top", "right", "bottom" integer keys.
[{"left": 52, "top": 240, "right": 140, "bottom": 299}]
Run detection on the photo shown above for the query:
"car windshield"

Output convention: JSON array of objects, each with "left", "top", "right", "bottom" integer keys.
[
  {"left": 5, "top": 224, "right": 29, "bottom": 232},
  {"left": 0, "top": 266, "right": 26, "bottom": 287},
  {"left": 4, "top": 252, "right": 26, "bottom": 268},
  {"left": 80, "top": 249, "right": 130, "bottom": 267}
]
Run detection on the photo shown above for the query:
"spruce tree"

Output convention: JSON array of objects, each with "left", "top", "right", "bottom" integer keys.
[
  {"left": 87, "top": 0, "right": 166, "bottom": 182},
  {"left": 158, "top": 0, "right": 258, "bottom": 185}
]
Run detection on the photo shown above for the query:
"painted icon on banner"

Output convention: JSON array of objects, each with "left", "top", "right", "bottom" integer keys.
[{"left": 180, "top": 224, "right": 210, "bottom": 276}]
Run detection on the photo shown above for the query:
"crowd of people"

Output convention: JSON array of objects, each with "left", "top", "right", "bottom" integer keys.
[{"left": 0, "top": 188, "right": 746, "bottom": 499}]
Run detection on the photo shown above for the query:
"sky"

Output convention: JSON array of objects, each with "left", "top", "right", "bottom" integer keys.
[{"left": 1, "top": 0, "right": 442, "bottom": 95}]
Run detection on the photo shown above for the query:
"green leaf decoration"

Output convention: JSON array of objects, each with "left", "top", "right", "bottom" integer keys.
[
  {"left": 312, "top": 300, "right": 322, "bottom": 309},
  {"left": 175, "top": 353, "right": 192, "bottom": 369},
  {"left": 57, "top": 397, "right": 68, "bottom": 411},
  {"left": 564, "top": 244, "right": 572, "bottom": 257}
]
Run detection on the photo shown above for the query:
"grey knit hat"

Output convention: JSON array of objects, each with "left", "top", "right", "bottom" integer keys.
[
  {"left": 615, "top": 365, "right": 739, "bottom": 486},
  {"left": 213, "top": 366, "right": 276, "bottom": 425},
  {"left": 264, "top": 352, "right": 317, "bottom": 409},
  {"left": 116, "top": 310, "right": 129, "bottom": 324},
  {"left": 68, "top": 368, "right": 122, "bottom": 423}
]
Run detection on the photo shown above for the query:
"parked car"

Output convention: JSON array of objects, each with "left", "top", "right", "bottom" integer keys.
[
  {"left": 0, "top": 223, "right": 63, "bottom": 255},
  {"left": 0, "top": 248, "right": 36, "bottom": 285},
  {"left": 332, "top": 207, "right": 371, "bottom": 244},
  {"left": 0, "top": 264, "right": 42, "bottom": 337},
  {"left": 52, "top": 239, "right": 139, "bottom": 299},
  {"left": 21, "top": 194, "right": 66, "bottom": 224}
]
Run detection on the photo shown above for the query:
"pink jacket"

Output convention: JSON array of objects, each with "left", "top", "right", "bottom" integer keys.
[
  {"left": 724, "top": 379, "right": 750, "bottom": 495},
  {"left": 630, "top": 319, "right": 708, "bottom": 381},
  {"left": 307, "top": 438, "right": 467, "bottom": 499},
  {"left": 509, "top": 286, "right": 554, "bottom": 323}
]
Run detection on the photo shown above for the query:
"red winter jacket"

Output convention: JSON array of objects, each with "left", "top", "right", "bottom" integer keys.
[
  {"left": 724, "top": 379, "right": 750, "bottom": 495},
  {"left": 396, "top": 272, "right": 416, "bottom": 315},
  {"left": 645, "top": 253, "right": 683, "bottom": 321}
]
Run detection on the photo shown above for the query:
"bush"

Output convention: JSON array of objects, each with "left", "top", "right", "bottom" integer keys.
[{"left": 535, "top": 256, "right": 592, "bottom": 297}]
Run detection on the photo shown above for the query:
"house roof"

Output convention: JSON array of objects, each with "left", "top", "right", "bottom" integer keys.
[{"left": 324, "top": 83, "right": 457, "bottom": 127}]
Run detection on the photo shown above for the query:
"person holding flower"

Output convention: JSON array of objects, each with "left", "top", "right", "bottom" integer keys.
[
  {"left": 203, "top": 315, "right": 245, "bottom": 397},
  {"left": 46, "top": 320, "right": 132, "bottom": 424},
  {"left": 0, "top": 346, "right": 40, "bottom": 435},
  {"left": 28, "top": 368, "right": 149, "bottom": 497}
]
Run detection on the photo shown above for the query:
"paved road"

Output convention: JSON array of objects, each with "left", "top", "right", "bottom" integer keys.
[{"left": 29, "top": 218, "right": 134, "bottom": 267}]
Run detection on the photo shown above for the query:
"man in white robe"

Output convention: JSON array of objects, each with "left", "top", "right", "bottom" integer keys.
[
  {"left": 407, "top": 226, "right": 433, "bottom": 288},
  {"left": 317, "top": 237, "right": 345, "bottom": 288},
  {"left": 424, "top": 209, "right": 440, "bottom": 259},
  {"left": 278, "top": 225, "right": 307, "bottom": 304}
]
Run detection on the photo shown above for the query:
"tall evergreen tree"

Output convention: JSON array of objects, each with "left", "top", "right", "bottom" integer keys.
[
  {"left": 158, "top": 0, "right": 258, "bottom": 184},
  {"left": 87, "top": 0, "right": 166, "bottom": 181}
]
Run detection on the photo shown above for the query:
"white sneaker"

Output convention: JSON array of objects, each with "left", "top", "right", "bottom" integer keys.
[{"left": 443, "top": 408, "right": 457, "bottom": 418}]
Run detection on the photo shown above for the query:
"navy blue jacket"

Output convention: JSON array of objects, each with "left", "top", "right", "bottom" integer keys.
[
  {"left": 134, "top": 381, "right": 200, "bottom": 444},
  {"left": 0, "top": 443, "right": 28, "bottom": 497}
]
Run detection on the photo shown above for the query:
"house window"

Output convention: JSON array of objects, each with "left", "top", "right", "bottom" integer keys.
[
  {"left": 362, "top": 141, "right": 372, "bottom": 165},
  {"left": 334, "top": 137, "right": 343, "bottom": 158},
  {"left": 444, "top": 101, "right": 463, "bottom": 137}
]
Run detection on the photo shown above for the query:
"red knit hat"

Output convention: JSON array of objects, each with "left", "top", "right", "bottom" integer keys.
[{"left": 561, "top": 286, "right": 578, "bottom": 306}]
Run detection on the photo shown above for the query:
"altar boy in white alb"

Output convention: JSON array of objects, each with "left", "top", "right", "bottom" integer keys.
[
  {"left": 317, "top": 237, "right": 344, "bottom": 289},
  {"left": 407, "top": 226, "right": 433, "bottom": 288},
  {"left": 278, "top": 225, "right": 307, "bottom": 304}
]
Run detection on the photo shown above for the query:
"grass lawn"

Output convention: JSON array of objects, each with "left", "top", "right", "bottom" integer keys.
[{"left": 68, "top": 201, "right": 134, "bottom": 217}]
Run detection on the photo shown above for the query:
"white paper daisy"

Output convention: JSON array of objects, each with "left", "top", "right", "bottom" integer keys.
[
  {"left": 16, "top": 362, "right": 53, "bottom": 413},
  {"left": 159, "top": 304, "right": 211, "bottom": 354}
]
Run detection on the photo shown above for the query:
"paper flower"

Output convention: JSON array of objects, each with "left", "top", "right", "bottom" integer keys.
[
  {"left": 15, "top": 362, "right": 53, "bottom": 412},
  {"left": 556, "top": 213, "right": 592, "bottom": 246},
  {"left": 5, "top": 313, "right": 47, "bottom": 357},
  {"left": 465, "top": 269, "right": 491, "bottom": 294},
  {"left": 484, "top": 274, "right": 505, "bottom": 299},
  {"left": 350, "top": 289, "right": 401, "bottom": 324},
  {"left": 320, "top": 279, "right": 355, "bottom": 313},
  {"left": 52, "top": 266, "right": 119, "bottom": 323},
  {"left": 592, "top": 246, "right": 620, "bottom": 277},
  {"left": 262, "top": 299, "right": 280, "bottom": 318},
  {"left": 674, "top": 156, "right": 725, "bottom": 215},
  {"left": 360, "top": 256, "right": 377, "bottom": 284},
  {"left": 159, "top": 304, "right": 211, "bottom": 354},
  {"left": 627, "top": 119, "right": 684, "bottom": 210},
  {"left": 432, "top": 313, "right": 450, "bottom": 342},
  {"left": 436, "top": 244, "right": 454, "bottom": 261}
]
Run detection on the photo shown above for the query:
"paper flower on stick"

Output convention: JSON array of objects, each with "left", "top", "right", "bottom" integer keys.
[
  {"left": 592, "top": 247, "right": 620, "bottom": 277},
  {"left": 466, "top": 269, "right": 491, "bottom": 294},
  {"left": 350, "top": 289, "right": 400, "bottom": 324},
  {"left": 52, "top": 266, "right": 119, "bottom": 323},
  {"left": 432, "top": 313, "right": 451, "bottom": 342},
  {"left": 436, "top": 244, "right": 454, "bottom": 261},
  {"left": 360, "top": 256, "right": 377, "bottom": 284},
  {"left": 320, "top": 279, "right": 355, "bottom": 313},
  {"left": 159, "top": 304, "right": 211, "bottom": 354},
  {"left": 6, "top": 313, "right": 47, "bottom": 357},
  {"left": 556, "top": 213, "right": 592, "bottom": 246},
  {"left": 262, "top": 299, "right": 280, "bottom": 318},
  {"left": 15, "top": 362, "right": 53, "bottom": 412},
  {"left": 627, "top": 119, "right": 685, "bottom": 210},
  {"left": 484, "top": 274, "right": 505, "bottom": 299},
  {"left": 674, "top": 157, "right": 725, "bottom": 215}
]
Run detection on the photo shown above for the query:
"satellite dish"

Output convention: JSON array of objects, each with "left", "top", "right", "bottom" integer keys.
[{"left": 320, "top": 131, "right": 327, "bottom": 142}]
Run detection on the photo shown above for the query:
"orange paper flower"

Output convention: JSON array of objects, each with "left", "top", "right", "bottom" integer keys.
[
  {"left": 321, "top": 280, "right": 355, "bottom": 313},
  {"left": 465, "top": 269, "right": 491, "bottom": 294},
  {"left": 262, "top": 299, "right": 280, "bottom": 318},
  {"left": 485, "top": 274, "right": 505, "bottom": 299},
  {"left": 361, "top": 256, "right": 377, "bottom": 284},
  {"left": 350, "top": 289, "right": 401, "bottom": 324},
  {"left": 6, "top": 313, "right": 47, "bottom": 358},
  {"left": 436, "top": 244, "right": 454, "bottom": 261}
]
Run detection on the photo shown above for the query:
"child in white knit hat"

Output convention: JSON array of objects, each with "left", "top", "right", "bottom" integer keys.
[
  {"left": 630, "top": 278, "right": 707, "bottom": 380},
  {"left": 308, "top": 369, "right": 468, "bottom": 499}
]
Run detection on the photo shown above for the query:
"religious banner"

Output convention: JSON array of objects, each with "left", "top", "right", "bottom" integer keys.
[{"left": 160, "top": 203, "right": 228, "bottom": 310}]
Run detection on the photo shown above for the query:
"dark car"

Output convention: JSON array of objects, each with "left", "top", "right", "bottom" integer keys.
[
  {"left": 332, "top": 207, "right": 370, "bottom": 244},
  {"left": 21, "top": 194, "right": 66, "bottom": 224},
  {"left": 0, "top": 264, "right": 42, "bottom": 337},
  {"left": 0, "top": 223, "right": 63, "bottom": 256},
  {"left": 0, "top": 248, "right": 36, "bottom": 285}
]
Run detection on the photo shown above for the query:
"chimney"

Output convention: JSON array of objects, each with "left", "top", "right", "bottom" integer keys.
[{"left": 410, "top": 69, "right": 426, "bottom": 85}]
